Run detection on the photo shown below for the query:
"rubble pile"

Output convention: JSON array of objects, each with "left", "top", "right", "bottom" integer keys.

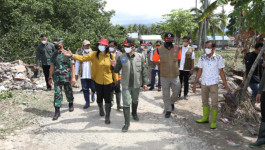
[{"left": 0, "top": 60, "right": 46, "bottom": 92}]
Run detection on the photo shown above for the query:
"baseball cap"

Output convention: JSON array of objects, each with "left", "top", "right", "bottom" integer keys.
[
  {"left": 98, "top": 38, "right": 109, "bottom": 46},
  {"left": 164, "top": 32, "right": 174, "bottom": 40},
  {"left": 140, "top": 40, "right": 146, "bottom": 46},
  {"left": 82, "top": 40, "right": 90, "bottom": 46},
  {"left": 123, "top": 38, "right": 135, "bottom": 46}
]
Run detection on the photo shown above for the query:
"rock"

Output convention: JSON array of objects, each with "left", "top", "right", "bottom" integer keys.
[
  {"left": 11, "top": 65, "right": 26, "bottom": 73},
  {"left": 23, "top": 82, "right": 32, "bottom": 89},
  {"left": 0, "top": 86, "right": 7, "bottom": 92},
  {"left": 0, "top": 60, "right": 46, "bottom": 91}
]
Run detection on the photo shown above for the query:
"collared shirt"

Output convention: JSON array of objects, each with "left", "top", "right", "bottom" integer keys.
[
  {"left": 75, "top": 50, "right": 92, "bottom": 79},
  {"left": 179, "top": 45, "right": 195, "bottom": 71},
  {"left": 126, "top": 53, "right": 135, "bottom": 87},
  {"left": 73, "top": 52, "right": 118, "bottom": 85},
  {"left": 197, "top": 53, "right": 225, "bottom": 86},
  {"left": 36, "top": 42, "right": 56, "bottom": 66}
]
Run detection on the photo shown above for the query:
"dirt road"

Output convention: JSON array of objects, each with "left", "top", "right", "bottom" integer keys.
[{"left": 0, "top": 86, "right": 258, "bottom": 150}]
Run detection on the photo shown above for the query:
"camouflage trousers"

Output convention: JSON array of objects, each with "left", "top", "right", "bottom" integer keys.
[{"left": 54, "top": 81, "right": 74, "bottom": 107}]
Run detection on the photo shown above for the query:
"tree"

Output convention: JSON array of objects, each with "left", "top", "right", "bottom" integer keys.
[
  {"left": 198, "top": 0, "right": 265, "bottom": 101},
  {"left": 161, "top": 9, "right": 198, "bottom": 47},
  {"left": 0, "top": 0, "right": 127, "bottom": 63}
]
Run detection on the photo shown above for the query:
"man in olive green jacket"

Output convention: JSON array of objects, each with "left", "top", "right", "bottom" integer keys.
[{"left": 111, "top": 38, "right": 148, "bottom": 132}]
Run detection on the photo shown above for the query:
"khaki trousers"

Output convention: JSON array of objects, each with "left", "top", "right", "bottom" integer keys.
[
  {"left": 201, "top": 84, "right": 218, "bottom": 110},
  {"left": 161, "top": 77, "right": 181, "bottom": 112}
]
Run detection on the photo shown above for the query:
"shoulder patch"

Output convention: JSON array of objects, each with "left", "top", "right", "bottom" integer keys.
[{"left": 121, "top": 57, "right": 127, "bottom": 63}]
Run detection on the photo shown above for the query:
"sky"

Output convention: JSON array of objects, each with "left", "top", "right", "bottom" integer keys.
[{"left": 105, "top": 0, "right": 234, "bottom": 26}]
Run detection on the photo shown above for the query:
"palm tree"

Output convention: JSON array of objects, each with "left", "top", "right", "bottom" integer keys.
[{"left": 191, "top": 1, "right": 225, "bottom": 49}]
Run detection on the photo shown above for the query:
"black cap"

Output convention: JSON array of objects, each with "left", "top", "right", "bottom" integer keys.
[
  {"left": 140, "top": 40, "right": 146, "bottom": 45},
  {"left": 147, "top": 41, "right": 153, "bottom": 45},
  {"left": 164, "top": 32, "right": 174, "bottom": 39},
  {"left": 123, "top": 38, "right": 135, "bottom": 46}
]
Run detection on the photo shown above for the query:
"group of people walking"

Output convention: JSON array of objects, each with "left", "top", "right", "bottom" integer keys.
[{"left": 35, "top": 33, "right": 265, "bottom": 148}]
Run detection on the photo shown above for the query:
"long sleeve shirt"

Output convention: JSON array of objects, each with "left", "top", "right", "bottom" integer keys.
[
  {"left": 35, "top": 42, "right": 56, "bottom": 66},
  {"left": 72, "top": 52, "right": 118, "bottom": 85}
]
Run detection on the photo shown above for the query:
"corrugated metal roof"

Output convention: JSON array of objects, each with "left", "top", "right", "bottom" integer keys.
[
  {"left": 207, "top": 36, "right": 230, "bottom": 40},
  {"left": 139, "top": 35, "right": 162, "bottom": 41}
]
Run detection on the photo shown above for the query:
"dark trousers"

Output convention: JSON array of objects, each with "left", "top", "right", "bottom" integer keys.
[
  {"left": 95, "top": 82, "right": 113, "bottom": 104},
  {"left": 179, "top": 70, "right": 190, "bottom": 96},
  {"left": 81, "top": 79, "right": 96, "bottom": 103},
  {"left": 261, "top": 92, "right": 265, "bottom": 122},
  {"left": 114, "top": 80, "right": 121, "bottom": 93},
  {"left": 150, "top": 69, "right": 161, "bottom": 88},
  {"left": 42, "top": 65, "right": 51, "bottom": 89}
]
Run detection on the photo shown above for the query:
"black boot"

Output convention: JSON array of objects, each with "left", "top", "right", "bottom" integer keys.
[
  {"left": 69, "top": 102, "right": 74, "bottom": 112},
  {"left": 165, "top": 111, "right": 171, "bottom": 118},
  {"left": 53, "top": 107, "right": 60, "bottom": 120},
  {"left": 249, "top": 121, "right": 265, "bottom": 148},
  {"left": 132, "top": 103, "right": 139, "bottom": 121},
  {"left": 98, "top": 103, "right": 105, "bottom": 116},
  {"left": 122, "top": 107, "right": 130, "bottom": 132},
  {"left": 105, "top": 103, "right": 111, "bottom": 124},
  {"left": 171, "top": 104, "right": 175, "bottom": 111},
  {"left": 116, "top": 93, "right": 123, "bottom": 110}
]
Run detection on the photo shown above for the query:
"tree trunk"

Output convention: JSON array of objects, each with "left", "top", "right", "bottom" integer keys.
[
  {"left": 232, "top": 43, "right": 242, "bottom": 69},
  {"left": 240, "top": 43, "right": 265, "bottom": 101},
  {"left": 221, "top": 6, "right": 225, "bottom": 50},
  {"left": 203, "top": 0, "right": 208, "bottom": 50},
  {"left": 197, "top": 21, "right": 204, "bottom": 51}
]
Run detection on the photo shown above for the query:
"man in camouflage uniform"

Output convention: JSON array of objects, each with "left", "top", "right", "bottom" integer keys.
[{"left": 48, "top": 38, "right": 76, "bottom": 120}]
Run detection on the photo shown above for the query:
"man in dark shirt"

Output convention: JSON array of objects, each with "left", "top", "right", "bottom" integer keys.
[
  {"left": 35, "top": 34, "right": 56, "bottom": 90},
  {"left": 245, "top": 42, "right": 265, "bottom": 103}
]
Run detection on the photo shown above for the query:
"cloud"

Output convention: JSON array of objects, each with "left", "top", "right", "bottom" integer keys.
[{"left": 105, "top": 0, "right": 234, "bottom": 25}]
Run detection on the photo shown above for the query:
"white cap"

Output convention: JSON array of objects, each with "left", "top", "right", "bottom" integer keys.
[{"left": 82, "top": 40, "right": 90, "bottom": 46}]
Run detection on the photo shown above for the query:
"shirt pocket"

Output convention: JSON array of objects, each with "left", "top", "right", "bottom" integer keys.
[{"left": 135, "top": 62, "right": 141, "bottom": 72}]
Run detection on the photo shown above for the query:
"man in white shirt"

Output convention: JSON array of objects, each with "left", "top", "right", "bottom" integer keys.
[
  {"left": 192, "top": 41, "right": 231, "bottom": 129},
  {"left": 75, "top": 40, "right": 96, "bottom": 109},
  {"left": 179, "top": 36, "right": 195, "bottom": 100}
]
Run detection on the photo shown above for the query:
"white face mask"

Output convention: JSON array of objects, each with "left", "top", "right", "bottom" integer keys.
[
  {"left": 109, "top": 47, "right": 115, "bottom": 52},
  {"left": 125, "top": 47, "right": 132, "bottom": 53},
  {"left": 98, "top": 45, "right": 105, "bottom": 52},
  {"left": 84, "top": 49, "right": 90, "bottom": 53},
  {"left": 205, "top": 48, "right": 212, "bottom": 54},
  {"left": 141, "top": 46, "right": 145, "bottom": 49},
  {"left": 42, "top": 40, "right": 47, "bottom": 44}
]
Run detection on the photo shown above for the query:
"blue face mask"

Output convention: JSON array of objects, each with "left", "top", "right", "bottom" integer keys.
[
  {"left": 147, "top": 46, "right": 152, "bottom": 50},
  {"left": 98, "top": 45, "right": 105, "bottom": 52}
]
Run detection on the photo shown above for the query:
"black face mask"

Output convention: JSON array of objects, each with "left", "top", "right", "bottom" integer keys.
[
  {"left": 55, "top": 45, "right": 61, "bottom": 50},
  {"left": 165, "top": 42, "right": 172, "bottom": 47}
]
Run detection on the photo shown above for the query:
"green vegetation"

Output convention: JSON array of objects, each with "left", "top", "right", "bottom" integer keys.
[
  {"left": 0, "top": 0, "right": 128, "bottom": 63},
  {"left": 0, "top": 90, "right": 13, "bottom": 100},
  {"left": 0, "top": 90, "right": 53, "bottom": 138}
]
